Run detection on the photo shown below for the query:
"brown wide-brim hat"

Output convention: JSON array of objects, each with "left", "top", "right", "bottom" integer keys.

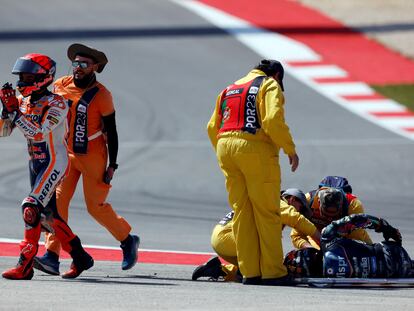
[{"left": 67, "top": 43, "right": 108, "bottom": 73}]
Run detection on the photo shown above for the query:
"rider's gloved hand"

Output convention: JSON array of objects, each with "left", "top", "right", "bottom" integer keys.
[
  {"left": 0, "top": 83, "right": 19, "bottom": 113},
  {"left": 377, "top": 218, "right": 402, "bottom": 245}
]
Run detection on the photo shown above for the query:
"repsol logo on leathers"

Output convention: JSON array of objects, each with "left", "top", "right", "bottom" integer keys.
[
  {"left": 15, "top": 118, "right": 37, "bottom": 137},
  {"left": 38, "top": 169, "right": 60, "bottom": 204}
]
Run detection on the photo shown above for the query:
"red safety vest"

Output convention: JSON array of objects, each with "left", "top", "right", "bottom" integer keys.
[{"left": 218, "top": 76, "right": 265, "bottom": 134}]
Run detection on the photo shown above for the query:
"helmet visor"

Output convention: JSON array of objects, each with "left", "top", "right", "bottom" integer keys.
[{"left": 12, "top": 58, "right": 46, "bottom": 75}]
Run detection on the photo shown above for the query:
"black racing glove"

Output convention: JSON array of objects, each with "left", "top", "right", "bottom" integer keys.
[
  {"left": 103, "top": 163, "right": 118, "bottom": 185},
  {"left": 377, "top": 218, "right": 402, "bottom": 245}
]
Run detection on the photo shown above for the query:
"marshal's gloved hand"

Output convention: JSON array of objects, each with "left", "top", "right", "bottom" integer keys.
[
  {"left": 103, "top": 163, "right": 118, "bottom": 185},
  {"left": 0, "top": 83, "right": 19, "bottom": 113},
  {"left": 377, "top": 218, "right": 402, "bottom": 245}
]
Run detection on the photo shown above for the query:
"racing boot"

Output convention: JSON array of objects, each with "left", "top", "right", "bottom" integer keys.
[
  {"left": 120, "top": 234, "right": 140, "bottom": 270},
  {"left": 35, "top": 214, "right": 79, "bottom": 276},
  {"left": 61, "top": 236, "right": 94, "bottom": 279},
  {"left": 61, "top": 253, "right": 94, "bottom": 279},
  {"left": 192, "top": 256, "right": 226, "bottom": 281},
  {"left": 2, "top": 242, "right": 37, "bottom": 280},
  {"left": 33, "top": 250, "right": 60, "bottom": 276}
]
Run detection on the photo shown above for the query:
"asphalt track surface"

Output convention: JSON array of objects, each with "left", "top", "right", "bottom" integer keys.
[{"left": 0, "top": 1, "right": 413, "bottom": 310}]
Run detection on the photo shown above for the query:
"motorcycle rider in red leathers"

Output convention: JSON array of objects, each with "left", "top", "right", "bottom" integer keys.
[{"left": 0, "top": 53, "right": 93, "bottom": 280}]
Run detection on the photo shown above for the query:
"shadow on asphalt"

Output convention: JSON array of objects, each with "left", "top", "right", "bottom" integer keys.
[
  {"left": 33, "top": 273, "right": 196, "bottom": 286},
  {"left": 33, "top": 275, "right": 176, "bottom": 286},
  {"left": 31, "top": 273, "right": 414, "bottom": 290}
]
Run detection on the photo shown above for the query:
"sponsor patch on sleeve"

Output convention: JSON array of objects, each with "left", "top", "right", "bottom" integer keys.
[{"left": 47, "top": 115, "right": 59, "bottom": 124}]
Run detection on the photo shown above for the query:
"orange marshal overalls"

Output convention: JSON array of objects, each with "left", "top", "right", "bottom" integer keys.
[{"left": 45, "top": 76, "right": 131, "bottom": 254}]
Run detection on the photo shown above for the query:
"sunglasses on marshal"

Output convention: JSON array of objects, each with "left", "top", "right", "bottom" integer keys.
[{"left": 71, "top": 61, "right": 92, "bottom": 69}]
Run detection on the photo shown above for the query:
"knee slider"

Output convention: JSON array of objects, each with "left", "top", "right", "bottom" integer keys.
[{"left": 21, "top": 196, "right": 41, "bottom": 227}]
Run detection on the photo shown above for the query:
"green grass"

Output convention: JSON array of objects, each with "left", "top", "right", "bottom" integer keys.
[{"left": 371, "top": 84, "right": 414, "bottom": 112}]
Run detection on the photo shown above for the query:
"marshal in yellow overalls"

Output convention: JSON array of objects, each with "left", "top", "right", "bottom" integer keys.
[{"left": 207, "top": 68, "right": 297, "bottom": 280}]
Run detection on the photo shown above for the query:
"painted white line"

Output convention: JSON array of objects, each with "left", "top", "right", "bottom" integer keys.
[
  {"left": 4, "top": 138, "right": 412, "bottom": 151},
  {"left": 290, "top": 65, "right": 348, "bottom": 79},
  {"left": 237, "top": 32, "right": 320, "bottom": 63},
  {"left": 122, "top": 141, "right": 211, "bottom": 148},
  {"left": 0, "top": 140, "right": 212, "bottom": 149},
  {"left": 316, "top": 82, "right": 375, "bottom": 96},
  {"left": 295, "top": 138, "right": 413, "bottom": 146},
  {"left": 0, "top": 238, "right": 47, "bottom": 245},
  {"left": 345, "top": 100, "right": 408, "bottom": 113},
  {"left": 122, "top": 141, "right": 210, "bottom": 147},
  {"left": 377, "top": 117, "right": 414, "bottom": 127},
  {"left": 288, "top": 75, "right": 414, "bottom": 140},
  {"left": 114, "top": 138, "right": 414, "bottom": 148},
  {"left": 172, "top": 0, "right": 320, "bottom": 63},
  {"left": 125, "top": 139, "right": 414, "bottom": 148},
  {"left": 0, "top": 237, "right": 215, "bottom": 255},
  {"left": 172, "top": 0, "right": 414, "bottom": 141}
]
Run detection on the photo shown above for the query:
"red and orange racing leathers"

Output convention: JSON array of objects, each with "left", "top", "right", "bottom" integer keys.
[{"left": 0, "top": 92, "right": 85, "bottom": 261}]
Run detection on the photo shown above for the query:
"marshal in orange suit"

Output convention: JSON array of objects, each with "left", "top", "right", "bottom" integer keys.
[{"left": 34, "top": 44, "right": 140, "bottom": 276}]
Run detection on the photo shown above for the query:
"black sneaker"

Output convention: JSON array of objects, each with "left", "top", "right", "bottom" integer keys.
[
  {"left": 261, "top": 274, "right": 296, "bottom": 286},
  {"left": 192, "top": 257, "right": 225, "bottom": 281},
  {"left": 121, "top": 235, "right": 140, "bottom": 270},
  {"left": 242, "top": 276, "right": 262, "bottom": 285}
]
